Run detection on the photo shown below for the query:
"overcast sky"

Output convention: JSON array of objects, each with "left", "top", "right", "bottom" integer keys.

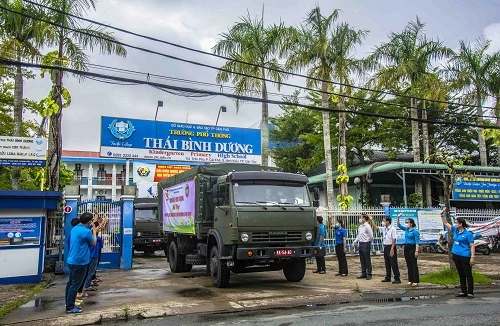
[{"left": 22, "top": 0, "right": 500, "bottom": 151}]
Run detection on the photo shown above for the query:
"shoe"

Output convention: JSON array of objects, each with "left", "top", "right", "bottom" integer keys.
[
  {"left": 366, "top": 276, "right": 372, "bottom": 280},
  {"left": 467, "top": 294, "right": 474, "bottom": 299},
  {"left": 341, "top": 274, "right": 348, "bottom": 277},
  {"left": 392, "top": 280, "right": 401, "bottom": 284},
  {"left": 312, "top": 270, "right": 320, "bottom": 273},
  {"left": 335, "top": 273, "right": 341, "bottom": 276},
  {"left": 319, "top": 270, "right": 326, "bottom": 274},
  {"left": 356, "top": 275, "right": 367, "bottom": 279},
  {"left": 381, "top": 279, "right": 391, "bottom": 282},
  {"left": 66, "top": 307, "right": 82, "bottom": 314},
  {"left": 411, "top": 283, "right": 418, "bottom": 287},
  {"left": 84, "top": 287, "right": 97, "bottom": 291},
  {"left": 75, "top": 299, "right": 84, "bottom": 304},
  {"left": 455, "top": 293, "right": 467, "bottom": 297},
  {"left": 407, "top": 282, "right": 412, "bottom": 286}
]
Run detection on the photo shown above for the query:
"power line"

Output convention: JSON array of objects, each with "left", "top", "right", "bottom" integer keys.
[
  {"left": 21, "top": 0, "right": 498, "bottom": 111},
  {"left": 2, "top": 57, "right": 499, "bottom": 131}
]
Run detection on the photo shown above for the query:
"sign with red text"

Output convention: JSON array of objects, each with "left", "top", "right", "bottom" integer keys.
[{"left": 162, "top": 180, "right": 195, "bottom": 234}]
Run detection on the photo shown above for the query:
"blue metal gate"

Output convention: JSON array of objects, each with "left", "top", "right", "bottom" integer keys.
[{"left": 77, "top": 200, "right": 122, "bottom": 269}]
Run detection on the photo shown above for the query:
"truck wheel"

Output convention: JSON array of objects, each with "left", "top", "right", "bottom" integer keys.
[
  {"left": 168, "top": 241, "right": 187, "bottom": 273},
  {"left": 209, "top": 246, "right": 230, "bottom": 288},
  {"left": 283, "top": 258, "right": 306, "bottom": 282}
]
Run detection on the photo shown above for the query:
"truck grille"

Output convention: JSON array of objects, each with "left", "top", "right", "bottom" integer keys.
[{"left": 252, "top": 231, "right": 303, "bottom": 243}]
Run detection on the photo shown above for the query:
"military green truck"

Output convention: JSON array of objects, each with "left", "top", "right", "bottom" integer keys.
[
  {"left": 158, "top": 163, "right": 324, "bottom": 288},
  {"left": 133, "top": 198, "right": 168, "bottom": 254}
]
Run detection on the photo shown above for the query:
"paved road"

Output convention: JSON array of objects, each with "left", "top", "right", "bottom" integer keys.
[{"left": 122, "top": 292, "right": 500, "bottom": 326}]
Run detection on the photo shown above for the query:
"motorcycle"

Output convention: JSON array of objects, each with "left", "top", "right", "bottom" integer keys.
[
  {"left": 474, "top": 233, "right": 492, "bottom": 255},
  {"left": 437, "top": 231, "right": 448, "bottom": 254}
]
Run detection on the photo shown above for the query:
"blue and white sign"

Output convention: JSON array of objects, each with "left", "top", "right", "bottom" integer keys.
[
  {"left": 453, "top": 176, "right": 500, "bottom": 201},
  {"left": 0, "top": 136, "right": 47, "bottom": 167},
  {"left": 0, "top": 217, "right": 41, "bottom": 246},
  {"left": 100, "top": 116, "right": 262, "bottom": 164}
]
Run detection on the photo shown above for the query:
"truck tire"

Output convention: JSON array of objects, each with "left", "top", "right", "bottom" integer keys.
[
  {"left": 283, "top": 258, "right": 306, "bottom": 282},
  {"left": 209, "top": 246, "right": 230, "bottom": 288},
  {"left": 169, "top": 241, "right": 187, "bottom": 273}
]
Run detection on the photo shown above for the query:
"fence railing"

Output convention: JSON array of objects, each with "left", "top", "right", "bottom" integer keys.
[{"left": 45, "top": 210, "right": 63, "bottom": 256}]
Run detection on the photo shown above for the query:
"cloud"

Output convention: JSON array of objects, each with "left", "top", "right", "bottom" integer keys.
[{"left": 483, "top": 22, "right": 500, "bottom": 53}]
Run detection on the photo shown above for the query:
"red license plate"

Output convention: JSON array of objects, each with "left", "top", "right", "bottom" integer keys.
[{"left": 275, "top": 249, "right": 294, "bottom": 256}]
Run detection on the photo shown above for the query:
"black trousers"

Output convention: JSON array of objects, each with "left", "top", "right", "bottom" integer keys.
[
  {"left": 335, "top": 244, "right": 348, "bottom": 275},
  {"left": 404, "top": 244, "right": 419, "bottom": 283},
  {"left": 383, "top": 245, "right": 400, "bottom": 280},
  {"left": 359, "top": 242, "right": 372, "bottom": 276},
  {"left": 315, "top": 256, "right": 326, "bottom": 272},
  {"left": 453, "top": 254, "right": 474, "bottom": 295}
]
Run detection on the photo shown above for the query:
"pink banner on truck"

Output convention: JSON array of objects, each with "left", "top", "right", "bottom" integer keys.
[{"left": 162, "top": 180, "right": 196, "bottom": 234}]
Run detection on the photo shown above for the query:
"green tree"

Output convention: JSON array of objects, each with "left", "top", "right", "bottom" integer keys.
[
  {"left": 41, "top": 0, "right": 126, "bottom": 191},
  {"left": 484, "top": 58, "right": 500, "bottom": 165},
  {"left": 0, "top": 0, "right": 46, "bottom": 189},
  {"left": 447, "top": 37, "right": 499, "bottom": 166},
  {"left": 212, "top": 11, "right": 289, "bottom": 166}
]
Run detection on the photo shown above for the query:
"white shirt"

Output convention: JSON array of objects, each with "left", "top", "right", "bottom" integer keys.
[
  {"left": 355, "top": 222, "right": 373, "bottom": 243},
  {"left": 379, "top": 225, "right": 397, "bottom": 246}
]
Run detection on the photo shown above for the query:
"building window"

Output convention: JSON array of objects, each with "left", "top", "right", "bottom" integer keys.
[
  {"left": 98, "top": 164, "right": 105, "bottom": 171},
  {"left": 75, "top": 164, "right": 81, "bottom": 170}
]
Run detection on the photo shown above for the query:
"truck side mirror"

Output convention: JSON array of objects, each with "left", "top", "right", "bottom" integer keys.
[
  {"left": 212, "top": 184, "right": 222, "bottom": 205},
  {"left": 313, "top": 187, "right": 320, "bottom": 208}
]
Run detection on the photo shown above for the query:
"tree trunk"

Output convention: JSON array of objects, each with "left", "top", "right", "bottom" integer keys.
[
  {"left": 338, "top": 92, "right": 348, "bottom": 205},
  {"left": 47, "top": 33, "right": 64, "bottom": 191},
  {"left": 442, "top": 172, "right": 456, "bottom": 270},
  {"left": 410, "top": 97, "right": 423, "bottom": 204},
  {"left": 12, "top": 58, "right": 24, "bottom": 190},
  {"left": 422, "top": 101, "right": 432, "bottom": 207},
  {"left": 476, "top": 91, "right": 487, "bottom": 166},
  {"left": 321, "top": 80, "right": 335, "bottom": 222},
  {"left": 261, "top": 70, "right": 269, "bottom": 166}
]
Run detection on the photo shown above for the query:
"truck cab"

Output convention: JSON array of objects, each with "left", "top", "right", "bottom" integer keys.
[{"left": 133, "top": 198, "right": 168, "bottom": 255}]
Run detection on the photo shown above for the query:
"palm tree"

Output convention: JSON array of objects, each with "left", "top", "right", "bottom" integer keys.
[
  {"left": 42, "top": 0, "right": 126, "bottom": 190},
  {"left": 447, "top": 37, "right": 499, "bottom": 166},
  {"left": 212, "top": 12, "right": 289, "bottom": 166},
  {"left": 371, "top": 17, "right": 451, "bottom": 198},
  {"left": 0, "top": 0, "right": 46, "bottom": 189},
  {"left": 486, "top": 59, "right": 500, "bottom": 165},
  {"left": 286, "top": 7, "right": 367, "bottom": 212}
]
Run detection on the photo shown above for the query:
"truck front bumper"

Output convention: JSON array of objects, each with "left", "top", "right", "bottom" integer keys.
[
  {"left": 235, "top": 246, "right": 326, "bottom": 260},
  {"left": 133, "top": 237, "right": 168, "bottom": 248}
]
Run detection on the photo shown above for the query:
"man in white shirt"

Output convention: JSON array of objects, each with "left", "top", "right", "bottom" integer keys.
[
  {"left": 352, "top": 214, "right": 374, "bottom": 280},
  {"left": 369, "top": 215, "right": 401, "bottom": 284}
]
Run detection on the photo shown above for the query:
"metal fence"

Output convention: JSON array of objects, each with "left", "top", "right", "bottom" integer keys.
[
  {"left": 45, "top": 210, "right": 63, "bottom": 256},
  {"left": 455, "top": 208, "right": 500, "bottom": 223}
]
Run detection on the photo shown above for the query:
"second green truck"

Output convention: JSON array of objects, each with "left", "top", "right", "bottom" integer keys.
[{"left": 158, "top": 163, "right": 325, "bottom": 288}]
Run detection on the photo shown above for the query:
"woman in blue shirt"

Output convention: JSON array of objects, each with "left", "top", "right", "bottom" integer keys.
[
  {"left": 440, "top": 209, "right": 475, "bottom": 299},
  {"left": 397, "top": 213, "right": 420, "bottom": 287},
  {"left": 313, "top": 216, "right": 326, "bottom": 274},
  {"left": 334, "top": 219, "right": 348, "bottom": 276}
]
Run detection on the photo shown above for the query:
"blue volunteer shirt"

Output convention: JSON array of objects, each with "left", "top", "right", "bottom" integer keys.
[
  {"left": 90, "top": 235, "right": 103, "bottom": 259},
  {"left": 67, "top": 224, "right": 94, "bottom": 265},
  {"left": 397, "top": 223, "right": 420, "bottom": 245},
  {"left": 334, "top": 226, "right": 347, "bottom": 245},
  {"left": 451, "top": 226, "right": 474, "bottom": 257},
  {"left": 314, "top": 224, "right": 326, "bottom": 246}
]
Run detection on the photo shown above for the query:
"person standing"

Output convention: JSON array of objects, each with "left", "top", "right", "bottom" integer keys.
[
  {"left": 334, "top": 219, "right": 348, "bottom": 276},
  {"left": 313, "top": 216, "right": 326, "bottom": 274},
  {"left": 440, "top": 209, "right": 475, "bottom": 299},
  {"left": 83, "top": 230, "right": 103, "bottom": 291},
  {"left": 353, "top": 214, "right": 374, "bottom": 280},
  {"left": 65, "top": 212, "right": 97, "bottom": 314},
  {"left": 397, "top": 213, "right": 420, "bottom": 286},
  {"left": 369, "top": 215, "right": 401, "bottom": 284}
]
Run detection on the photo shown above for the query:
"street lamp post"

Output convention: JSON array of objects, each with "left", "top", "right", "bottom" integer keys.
[
  {"left": 216, "top": 105, "right": 227, "bottom": 126},
  {"left": 155, "top": 100, "right": 164, "bottom": 121}
]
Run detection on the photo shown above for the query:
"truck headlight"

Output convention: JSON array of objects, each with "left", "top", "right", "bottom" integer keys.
[
  {"left": 305, "top": 232, "right": 313, "bottom": 241},
  {"left": 136, "top": 232, "right": 141, "bottom": 237},
  {"left": 240, "top": 233, "right": 249, "bottom": 242}
]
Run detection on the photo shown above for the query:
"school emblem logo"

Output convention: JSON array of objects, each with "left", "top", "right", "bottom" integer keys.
[
  {"left": 137, "top": 166, "right": 150, "bottom": 177},
  {"left": 108, "top": 119, "right": 135, "bottom": 140}
]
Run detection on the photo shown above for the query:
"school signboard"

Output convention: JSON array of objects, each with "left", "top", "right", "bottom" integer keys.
[
  {"left": 100, "top": 116, "right": 261, "bottom": 164},
  {"left": 0, "top": 136, "right": 47, "bottom": 167},
  {"left": 453, "top": 176, "right": 500, "bottom": 201}
]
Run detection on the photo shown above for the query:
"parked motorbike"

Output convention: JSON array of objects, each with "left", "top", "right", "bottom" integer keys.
[
  {"left": 474, "top": 233, "right": 492, "bottom": 255},
  {"left": 437, "top": 231, "right": 448, "bottom": 254}
]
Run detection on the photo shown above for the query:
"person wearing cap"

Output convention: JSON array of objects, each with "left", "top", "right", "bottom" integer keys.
[
  {"left": 440, "top": 208, "right": 476, "bottom": 299},
  {"left": 313, "top": 216, "right": 326, "bottom": 274},
  {"left": 369, "top": 215, "right": 401, "bottom": 284},
  {"left": 352, "top": 214, "right": 374, "bottom": 280}
]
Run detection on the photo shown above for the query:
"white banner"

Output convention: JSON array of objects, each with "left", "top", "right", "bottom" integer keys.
[{"left": 0, "top": 136, "right": 47, "bottom": 167}]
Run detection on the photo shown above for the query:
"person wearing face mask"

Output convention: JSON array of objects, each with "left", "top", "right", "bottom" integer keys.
[
  {"left": 352, "top": 214, "right": 374, "bottom": 280},
  {"left": 334, "top": 219, "right": 348, "bottom": 276},
  {"left": 397, "top": 213, "right": 420, "bottom": 286},
  {"left": 368, "top": 214, "right": 401, "bottom": 284},
  {"left": 313, "top": 216, "right": 327, "bottom": 274},
  {"left": 440, "top": 208, "right": 475, "bottom": 299}
]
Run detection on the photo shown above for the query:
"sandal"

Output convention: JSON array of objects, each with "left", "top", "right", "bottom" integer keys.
[
  {"left": 467, "top": 294, "right": 474, "bottom": 299},
  {"left": 84, "top": 287, "right": 97, "bottom": 291},
  {"left": 455, "top": 293, "right": 467, "bottom": 297},
  {"left": 77, "top": 292, "right": 89, "bottom": 298},
  {"left": 66, "top": 307, "right": 82, "bottom": 314},
  {"left": 411, "top": 283, "right": 419, "bottom": 287}
]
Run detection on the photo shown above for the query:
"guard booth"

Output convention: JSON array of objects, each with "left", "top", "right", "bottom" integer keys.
[
  {"left": 0, "top": 191, "right": 62, "bottom": 284},
  {"left": 63, "top": 185, "right": 134, "bottom": 271}
]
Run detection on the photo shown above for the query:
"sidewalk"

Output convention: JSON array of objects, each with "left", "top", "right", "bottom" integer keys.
[{"left": 1, "top": 254, "right": 499, "bottom": 326}]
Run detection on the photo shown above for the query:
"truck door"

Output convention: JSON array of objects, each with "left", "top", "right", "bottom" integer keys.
[{"left": 214, "top": 183, "right": 231, "bottom": 240}]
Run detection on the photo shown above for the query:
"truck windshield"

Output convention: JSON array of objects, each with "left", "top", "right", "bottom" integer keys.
[
  {"left": 135, "top": 209, "right": 157, "bottom": 220},
  {"left": 232, "top": 182, "right": 311, "bottom": 207}
]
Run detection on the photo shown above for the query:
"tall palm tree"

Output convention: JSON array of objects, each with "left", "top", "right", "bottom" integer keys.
[
  {"left": 486, "top": 59, "right": 500, "bottom": 165},
  {"left": 371, "top": 17, "right": 451, "bottom": 198},
  {"left": 0, "top": 0, "right": 45, "bottom": 189},
  {"left": 447, "top": 37, "right": 499, "bottom": 166},
  {"left": 42, "top": 0, "right": 126, "bottom": 190},
  {"left": 212, "top": 12, "right": 289, "bottom": 166}
]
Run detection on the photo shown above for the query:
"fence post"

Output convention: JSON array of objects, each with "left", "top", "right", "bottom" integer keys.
[
  {"left": 381, "top": 203, "right": 390, "bottom": 216},
  {"left": 120, "top": 194, "right": 135, "bottom": 270},
  {"left": 63, "top": 195, "right": 80, "bottom": 274}
]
